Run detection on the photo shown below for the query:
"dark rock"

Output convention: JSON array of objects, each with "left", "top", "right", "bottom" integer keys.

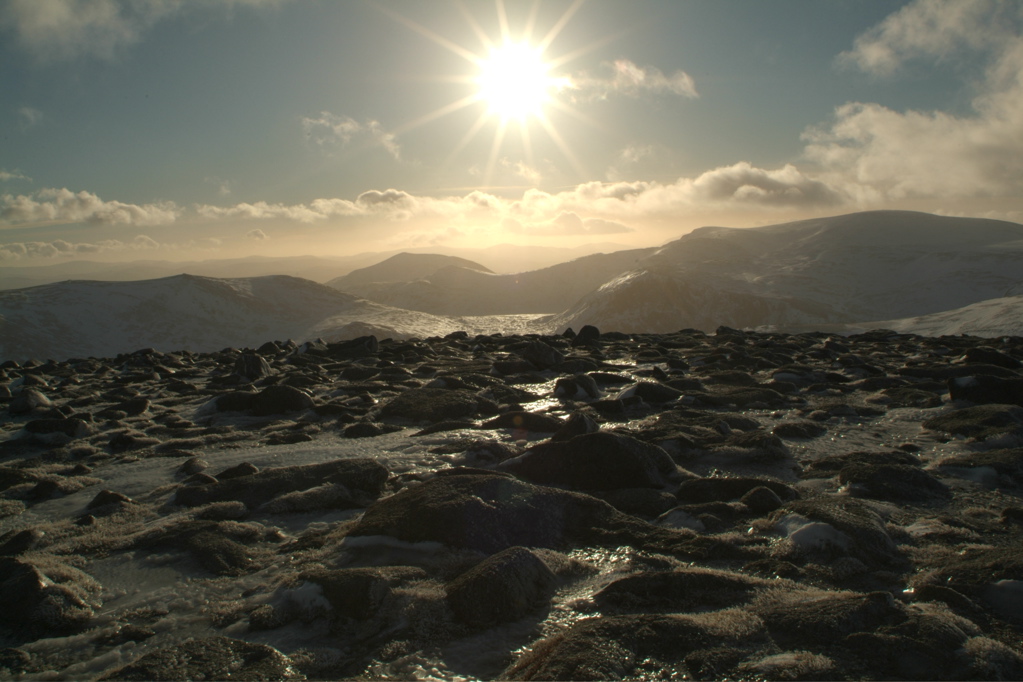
[
  {"left": 550, "top": 411, "right": 600, "bottom": 442},
  {"left": 101, "top": 636, "right": 298, "bottom": 680},
  {"left": 0, "top": 528, "right": 44, "bottom": 556},
  {"left": 87, "top": 490, "right": 135, "bottom": 510},
  {"left": 23, "top": 418, "right": 92, "bottom": 439},
  {"left": 517, "top": 340, "right": 563, "bottom": 370},
  {"left": 446, "top": 546, "right": 557, "bottom": 627},
  {"left": 594, "top": 567, "right": 773, "bottom": 613},
  {"left": 379, "top": 387, "right": 499, "bottom": 422},
  {"left": 571, "top": 325, "right": 601, "bottom": 347},
  {"left": 8, "top": 388, "right": 51, "bottom": 414},
  {"left": 0, "top": 557, "right": 95, "bottom": 633},
  {"left": 250, "top": 385, "right": 314, "bottom": 416},
  {"left": 753, "top": 590, "right": 906, "bottom": 649},
  {"left": 0, "top": 648, "right": 29, "bottom": 674},
  {"left": 349, "top": 472, "right": 706, "bottom": 556},
  {"left": 553, "top": 373, "right": 601, "bottom": 400},
  {"left": 339, "top": 365, "right": 379, "bottom": 381},
  {"left": 881, "top": 386, "right": 945, "bottom": 408},
  {"left": 772, "top": 420, "right": 828, "bottom": 438},
  {"left": 801, "top": 450, "right": 921, "bottom": 478},
  {"left": 949, "top": 375, "right": 1023, "bottom": 407},
  {"left": 838, "top": 463, "right": 951, "bottom": 502},
  {"left": 234, "top": 353, "right": 273, "bottom": 381},
  {"left": 677, "top": 476, "right": 797, "bottom": 504},
  {"left": 937, "top": 449, "right": 1023, "bottom": 487},
  {"left": 959, "top": 346, "right": 1022, "bottom": 369},
  {"left": 343, "top": 421, "right": 403, "bottom": 438},
  {"left": 326, "top": 335, "right": 379, "bottom": 359},
  {"left": 303, "top": 566, "right": 427, "bottom": 620},
  {"left": 499, "top": 431, "right": 676, "bottom": 490},
  {"left": 216, "top": 462, "right": 259, "bottom": 480},
  {"left": 597, "top": 488, "right": 678, "bottom": 517},
  {"left": 617, "top": 381, "right": 683, "bottom": 404},
  {"left": 923, "top": 404, "right": 1023, "bottom": 439},
  {"left": 174, "top": 458, "right": 388, "bottom": 509},
  {"left": 502, "top": 611, "right": 772, "bottom": 681},
  {"left": 482, "top": 411, "right": 564, "bottom": 433},
  {"left": 108, "top": 431, "right": 160, "bottom": 453},
  {"left": 779, "top": 497, "right": 905, "bottom": 569},
  {"left": 740, "top": 486, "right": 783, "bottom": 513}
]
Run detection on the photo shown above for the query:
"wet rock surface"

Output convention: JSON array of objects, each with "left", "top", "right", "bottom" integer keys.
[{"left": 0, "top": 328, "right": 1021, "bottom": 679}]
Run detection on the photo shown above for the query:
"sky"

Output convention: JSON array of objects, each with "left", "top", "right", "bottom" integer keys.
[{"left": 1, "top": 0, "right": 1022, "bottom": 264}]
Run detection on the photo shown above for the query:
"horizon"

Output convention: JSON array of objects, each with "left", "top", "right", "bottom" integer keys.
[{"left": 2, "top": 1, "right": 1022, "bottom": 266}]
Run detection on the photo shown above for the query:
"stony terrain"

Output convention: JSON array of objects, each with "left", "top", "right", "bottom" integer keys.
[{"left": 1, "top": 327, "right": 1023, "bottom": 680}]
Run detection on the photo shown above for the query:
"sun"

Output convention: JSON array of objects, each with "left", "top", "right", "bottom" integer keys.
[
  {"left": 476, "top": 42, "right": 563, "bottom": 121},
  {"left": 380, "top": 0, "right": 600, "bottom": 186}
]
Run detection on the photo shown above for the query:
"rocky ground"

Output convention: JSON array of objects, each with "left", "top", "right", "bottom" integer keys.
[{"left": 1, "top": 327, "right": 1023, "bottom": 680}]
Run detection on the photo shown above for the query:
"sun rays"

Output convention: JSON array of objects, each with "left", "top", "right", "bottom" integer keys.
[{"left": 381, "top": 0, "right": 598, "bottom": 188}]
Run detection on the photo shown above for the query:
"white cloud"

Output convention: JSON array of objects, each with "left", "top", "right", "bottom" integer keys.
[
  {"left": 0, "top": 169, "right": 31, "bottom": 182},
  {"left": 0, "top": 234, "right": 163, "bottom": 261},
  {"left": 568, "top": 59, "right": 698, "bottom": 101},
  {"left": 247, "top": 228, "right": 268, "bottom": 240},
  {"left": 17, "top": 106, "right": 42, "bottom": 130},
  {"left": 0, "top": 188, "right": 180, "bottom": 227},
  {"left": 0, "top": 0, "right": 283, "bottom": 62},
  {"left": 195, "top": 198, "right": 360, "bottom": 223},
  {"left": 301, "top": 112, "right": 401, "bottom": 159},
  {"left": 805, "top": 0, "right": 1023, "bottom": 201},
  {"left": 505, "top": 212, "right": 634, "bottom": 237}
]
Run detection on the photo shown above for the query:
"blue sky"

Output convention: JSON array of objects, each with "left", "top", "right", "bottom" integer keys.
[{"left": 1, "top": 0, "right": 1021, "bottom": 263}]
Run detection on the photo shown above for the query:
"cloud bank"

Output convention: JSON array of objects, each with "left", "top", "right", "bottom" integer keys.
[
  {"left": 567, "top": 59, "right": 698, "bottom": 101},
  {"left": 0, "top": 188, "right": 179, "bottom": 226}
]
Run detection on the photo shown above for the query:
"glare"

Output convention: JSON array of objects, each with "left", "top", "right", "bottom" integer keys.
[{"left": 476, "top": 42, "right": 565, "bottom": 121}]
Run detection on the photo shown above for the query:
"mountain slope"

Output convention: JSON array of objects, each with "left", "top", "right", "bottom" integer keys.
[
  {"left": 327, "top": 248, "right": 656, "bottom": 315},
  {"left": 846, "top": 294, "right": 1023, "bottom": 338},
  {"left": 326, "top": 253, "right": 493, "bottom": 289},
  {"left": 0, "top": 274, "right": 486, "bottom": 361},
  {"left": 552, "top": 210, "right": 1023, "bottom": 333}
]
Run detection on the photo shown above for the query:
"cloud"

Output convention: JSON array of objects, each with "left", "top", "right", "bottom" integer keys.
[
  {"left": 568, "top": 59, "right": 698, "bottom": 101},
  {"left": 247, "top": 228, "right": 268, "bottom": 240},
  {"left": 505, "top": 212, "right": 634, "bottom": 237},
  {"left": 301, "top": 112, "right": 401, "bottom": 159},
  {"left": 836, "top": 0, "right": 1013, "bottom": 77},
  {"left": 0, "top": 234, "right": 163, "bottom": 261},
  {"left": 0, "top": 188, "right": 180, "bottom": 227},
  {"left": 0, "top": 0, "right": 283, "bottom": 62},
  {"left": 0, "top": 169, "right": 31, "bottom": 182},
  {"left": 196, "top": 198, "right": 361, "bottom": 223},
  {"left": 18, "top": 106, "right": 42, "bottom": 130},
  {"left": 805, "top": 0, "right": 1023, "bottom": 201}
]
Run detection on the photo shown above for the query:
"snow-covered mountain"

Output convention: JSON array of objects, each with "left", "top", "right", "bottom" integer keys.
[
  {"left": 550, "top": 211, "right": 1023, "bottom": 334},
  {"left": 843, "top": 294, "right": 1023, "bottom": 338},
  {"left": 0, "top": 274, "right": 503, "bottom": 362},
  {"left": 327, "top": 248, "right": 656, "bottom": 315}
]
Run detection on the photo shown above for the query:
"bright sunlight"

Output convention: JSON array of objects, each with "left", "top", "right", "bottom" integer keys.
[{"left": 476, "top": 42, "right": 563, "bottom": 120}]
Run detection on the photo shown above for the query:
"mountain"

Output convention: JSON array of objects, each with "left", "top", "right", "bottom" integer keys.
[
  {"left": 327, "top": 248, "right": 656, "bottom": 315},
  {"left": 326, "top": 252, "right": 494, "bottom": 289},
  {"left": 550, "top": 210, "right": 1023, "bottom": 334},
  {"left": 0, "top": 274, "right": 502, "bottom": 362},
  {"left": 845, "top": 294, "right": 1023, "bottom": 338}
]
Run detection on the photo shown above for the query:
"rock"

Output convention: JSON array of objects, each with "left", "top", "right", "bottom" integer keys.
[
  {"left": 838, "top": 463, "right": 951, "bottom": 502},
  {"left": 937, "top": 449, "right": 1023, "bottom": 487},
  {"left": 379, "top": 387, "right": 499, "bottom": 422},
  {"left": 550, "top": 411, "right": 600, "bottom": 442},
  {"left": 597, "top": 487, "right": 678, "bottom": 517},
  {"left": 0, "top": 557, "right": 96, "bottom": 633},
  {"left": 174, "top": 458, "right": 388, "bottom": 509},
  {"left": 108, "top": 431, "right": 160, "bottom": 453},
  {"left": 343, "top": 421, "right": 403, "bottom": 438},
  {"left": 22, "top": 418, "right": 92, "bottom": 442},
  {"left": 777, "top": 497, "right": 904, "bottom": 569},
  {"left": 234, "top": 353, "right": 273, "bottom": 381},
  {"left": 8, "top": 388, "right": 51, "bottom": 414},
  {"left": 949, "top": 375, "right": 1023, "bottom": 407},
  {"left": 87, "top": 490, "right": 135, "bottom": 510},
  {"left": 520, "top": 340, "right": 564, "bottom": 369},
  {"left": 446, "top": 546, "right": 557, "bottom": 627},
  {"left": 499, "top": 432, "right": 677, "bottom": 490},
  {"left": 571, "top": 325, "right": 601, "bottom": 347},
  {"left": 594, "top": 567, "right": 774, "bottom": 613},
  {"left": 250, "top": 385, "right": 314, "bottom": 416},
  {"left": 959, "top": 346, "right": 1022, "bottom": 369},
  {"left": 753, "top": 590, "right": 906, "bottom": 649},
  {"left": 923, "top": 404, "right": 1023, "bottom": 439},
  {"left": 216, "top": 462, "right": 259, "bottom": 480},
  {"left": 101, "top": 636, "right": 299, "bottom": 680},
  {"left": 772, "top": 420, "right": 828, "bottom": 438},
  {"left": 740, "top": 486, "right": 784, "bottom": 513},
  {"left": 348, "top": 472, "right": 704, "bottom": 556},
  {"left": 302, "top": 566, "right": 427, "bottom": 620},
  {"left": 482, "top": 411, "right": 564, "bottom": 433},
  {"left": 616, "top": 381, "right": 683, "bottom": 404},
  {"left": 677, "top": 476, "right": 797, "bottom": 504},
  {"left": 553, "top": 374, "right": 601, "bottom": 400},
  {"left": 502, "top": 610, "right": 772, "bottom": 681}
]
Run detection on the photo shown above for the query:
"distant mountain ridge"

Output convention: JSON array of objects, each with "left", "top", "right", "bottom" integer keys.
[{"left": 2, "top": 211, "right": 1022, "bottom": 362}]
